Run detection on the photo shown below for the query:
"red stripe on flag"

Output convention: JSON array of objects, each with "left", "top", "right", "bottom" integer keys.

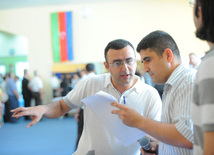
[{"left": 58, "top": 12, "right": 68, "bottom": 62}]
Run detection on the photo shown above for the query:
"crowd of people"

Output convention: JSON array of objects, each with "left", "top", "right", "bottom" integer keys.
[
  {"left": 50, "top": 65, "right": 96, "bottom": 99},
  {"left": 0, "top": 70, "right": 44, "bottom": 124},
  {"left": 0, "top": 66, "right": 96, "bottom": 126}
]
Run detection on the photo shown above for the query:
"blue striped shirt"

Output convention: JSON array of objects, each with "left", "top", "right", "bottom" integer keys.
[{"left": 159, "top": 64, "right": 196, "bottom": 155}]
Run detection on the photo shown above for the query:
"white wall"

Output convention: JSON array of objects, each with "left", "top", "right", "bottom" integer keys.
[
  {"left": 0, "top": 31, "right": 28, "bottom": 57},
  {"left": 0, "top": 0, "right": 209, "bottom": 103}
]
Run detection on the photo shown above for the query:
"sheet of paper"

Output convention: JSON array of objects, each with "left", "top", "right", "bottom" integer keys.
[{"left": 82, "top": 91, "right": 146, "bottom": 147}]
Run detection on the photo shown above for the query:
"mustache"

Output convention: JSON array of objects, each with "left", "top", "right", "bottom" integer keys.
[
  {"left": 121, "top": 72, "right": 131, "bottom": 75},
  {"left": 148, "top": 72, "right": 154, "bottom": 77}
]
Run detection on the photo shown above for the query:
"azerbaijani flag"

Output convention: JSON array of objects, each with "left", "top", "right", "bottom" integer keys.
[{"left": 51, "top": 11, "right": 74, "bottom": 62}]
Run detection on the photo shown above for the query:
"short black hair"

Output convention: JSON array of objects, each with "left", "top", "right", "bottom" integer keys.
[
  {"left": 24, "top": 69, "right": 29, "bottom": 75},
  {"left": 104, "top": 39, "right": 135, "bottom": 62},
  {"left": 137, "top": 30, "right": 181, "bottom": 60},
  {"left": 86, "top": 63, "right": 95, "bottom": 72},
  {"left": 195, "top": 0, "right": 214, "bottom": 43}
]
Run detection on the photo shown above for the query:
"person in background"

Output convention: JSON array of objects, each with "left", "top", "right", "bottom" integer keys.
[
  {"left": 0, "top": 88, "right": 4, "bottom": 127},
  {"left": 15, "top": 76, "right": 21, "bottom": 96},
  {"left": 15, "top": 75, "right": 22, "bottom": 107},
  {"left": 144, "top": 72, "right": 154, "bottom": 87},
  {"left": 79, "top": 69, "right": 86, "bottom": 79},
  {"left": 28, "top": 71, "right": 43, "bottom": 106},
  {"left": 11, "top": 39, "right": 162, "bottom": 155},
  {"left": 83, "top": 63, "right": 96, "bottom": 79},
  {"left": 189, "top": 53, "right": 201, "bottom": 70},
  {"left": 50, "top": 72, "right": 60, "bottom": 98},
  {"left": 65, "top": 73, "right": 72, "bottom": 92},
  {"left": 111, "top": 30, "right": 196, "bottom": 155},
  {"left": 74, "top": 63, "right": 96, "bottom": 149},
  {"left": 1, "top": 75, "right": 9, "bottom": 125},
  {"left": 71, "top": 73, "right": 80, "bottom": 90},
  {"left": 5, "top": 72, "right": 19, "bottom": 122},
  {"left": 22, "top": 69, "right": 32, "bottom": 120},
  {"left": 0, "top": 73, "right": 3, "bottom": 88},
  {"left": 191, "top": 0, "right": 214, "bottom": 154},
  {"left": 1, "top": 75, "right": 9, "bottom": 106},
  {"left": 135, "top": 70, "right": 144, "bottom": 82},
  {"left": 60, "top": 73, "right": 70, "bottom": 97}
]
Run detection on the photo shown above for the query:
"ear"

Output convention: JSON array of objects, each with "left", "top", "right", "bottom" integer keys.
[
  {"left": 198, "top": 6, "right": 202, "bottom": 23},
  {"left": 163, "top": 48, "right": 173, "bottom": 63},
  {"left": 104, "top": 62, "right": 109, "bottom": 72}
]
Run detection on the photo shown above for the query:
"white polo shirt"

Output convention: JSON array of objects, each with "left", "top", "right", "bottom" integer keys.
[
  {"left": 64, "top": 73, "right": 162, "bottom": 155},
  {"left": 28, "top": 76, "right": 43, "bottom": 92}
]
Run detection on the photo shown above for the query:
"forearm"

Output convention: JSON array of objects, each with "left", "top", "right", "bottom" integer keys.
[
  {"left": 203, "top": 132, "right": 214, "bottom": 155},
  {"left": 136, "top": 117, "right": 192, "bottom": 149},
  {"left": 43, "top": 99, "right": 71, "bottom": 118},
  {"left": 13, "top": 90, "right": 19, "bottom": 100},
  {"left": 111, "top": 102, "right": 192, "bottom": 149}
]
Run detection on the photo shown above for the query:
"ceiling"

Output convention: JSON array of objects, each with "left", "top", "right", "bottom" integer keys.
[{"left": 0, "top": 0, "right": 127, "bottom": 10}]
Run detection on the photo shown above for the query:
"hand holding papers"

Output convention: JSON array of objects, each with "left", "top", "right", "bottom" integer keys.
[{"left": 82, "top": 91, "right": 146, "bottom": 147}]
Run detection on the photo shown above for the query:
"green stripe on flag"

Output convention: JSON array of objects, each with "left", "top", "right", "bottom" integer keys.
[{"left": 51, "top": 13, "right": 60, "bottom": 62}]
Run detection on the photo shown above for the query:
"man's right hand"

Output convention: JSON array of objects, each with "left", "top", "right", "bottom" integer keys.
[
  {"left": 140, "top": 141, "right": 158, "bottom": 155},
  {"left": 11, "top": 106, "right": 46, "bottom": 128}
]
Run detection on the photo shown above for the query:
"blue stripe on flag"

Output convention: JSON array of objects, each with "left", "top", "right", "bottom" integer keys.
[{"left": 66, "top": 11, "right": 74, "bottom": 61}]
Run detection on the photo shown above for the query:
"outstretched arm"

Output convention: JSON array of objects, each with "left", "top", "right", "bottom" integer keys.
[
  {"left": 111, "top": 102, "right": 192, "bottom": 149},
  {"left": 11, "top": 99, "right": 71, "bottom": 128}
]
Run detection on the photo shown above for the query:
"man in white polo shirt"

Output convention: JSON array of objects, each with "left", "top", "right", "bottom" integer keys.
[
  {"left": 28, "top": 71, "right": 43, "bottom": 106},
  {"left": 11, "top": 39, "right": 162, "bottom": 155}
]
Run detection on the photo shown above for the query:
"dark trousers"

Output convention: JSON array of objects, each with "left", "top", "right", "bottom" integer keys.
[
  {"left": 23, "top": 95, "right": 31, "bottom": 108},
  {"left": 23, "top": 95, "right": 32, "bottom": 120},
  {"left": 76, "top": 108, "right": 84, "bottom": 148},
  {"left": 32, "top": 92, "right": 41, "bottom": 106},
  {"left": 4, "top": 95, "right": 18, "bottom": 122},
  {"left": 53, "top": 89, "right": 58, "bottom": 97}
]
